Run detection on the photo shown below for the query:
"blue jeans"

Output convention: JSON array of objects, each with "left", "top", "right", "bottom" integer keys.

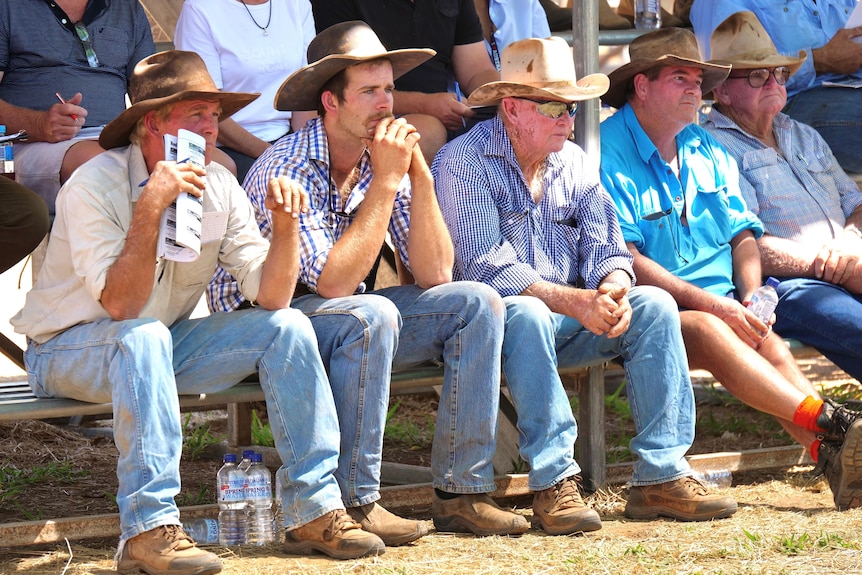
[
  {"left": 500, "top": 286, "right": 695, "bottom": 489},
  {"left": 23, "top": 308, "right": 344, "bottom": 538},
  {"left": 773, "top": 277, "right": 862, "bottom": 381},
  {"left": 784, "top": 87, "right": 862, "bottom": 173},
  {"left": 294, "top": 281, "right": 505, "bottom": 496}
]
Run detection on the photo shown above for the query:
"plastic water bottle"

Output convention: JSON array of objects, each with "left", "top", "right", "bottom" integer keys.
[
  {"left": 747, "top": 277, "right": 781, "bottom": 323},
  {"left": 245, "top": 453, "right": 275, "bottom": 545},
  {"left": 182, "top": 518, "right": 219, "bottom": 544},
  {"left": 238, "top": 449, "right": 255, "bottom": 473},
  {"left": 695, "top": 469, "right": 733, "bottom": 489},
  {"left": 217, "top": 453, "right": 248, "bottom": 546},
  {"left": 634, "top": 0, "right": 661, "bottom": 29}
]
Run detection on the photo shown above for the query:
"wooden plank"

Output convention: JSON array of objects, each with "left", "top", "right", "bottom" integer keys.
[{"left": 575, "top": 365, "right": 607, "bottom": 491}]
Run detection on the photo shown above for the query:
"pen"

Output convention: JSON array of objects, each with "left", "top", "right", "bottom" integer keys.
[
  {"left": 453, "top": 81, "right": 467, "bottom": 128},
  {"left": 55, "top": 92, "right": 78, "bottom": 123}
]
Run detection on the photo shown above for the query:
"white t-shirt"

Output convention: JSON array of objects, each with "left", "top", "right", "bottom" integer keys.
[{"left": 174, "top": 0, "right": 315, "bottom": 142}]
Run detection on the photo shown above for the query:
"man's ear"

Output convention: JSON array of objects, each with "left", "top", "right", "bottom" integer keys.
[
  {"left": 321, "top": 90, "right": 338, "bottom": 114},
  {"left": 712, "top": 82, "right": 731, "bottom": 107},
  {"left": 143, "top": 110, "right": 161, "bottom": 136}
]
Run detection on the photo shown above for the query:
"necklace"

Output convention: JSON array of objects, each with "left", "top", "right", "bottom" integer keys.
[{"left": 239, "top": 0, "right": 272, "bottom": 36}]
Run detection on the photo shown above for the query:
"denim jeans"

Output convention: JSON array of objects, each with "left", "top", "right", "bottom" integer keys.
[
  {"left": 773, "top": 277, "right": 862, "bottom": 381},
  {"left": 784, "top": 87, "right": 862, "bottom": 173},
  {"left": 294, "top": 281, "right": 505, "bottom": 496},
  {"left": 23, "top": 308, "right": 344, "bottom": 539},
  {"left": 500, "top": 286, "right": 695, "bottom": 489}
]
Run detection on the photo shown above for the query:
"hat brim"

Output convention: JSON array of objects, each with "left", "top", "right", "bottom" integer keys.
[
  {"left": 602, "top": 55, "right": 731, "bottom": 109},
  {"left": 465, "top": 73, "right": 610, "bottom": 107},
  {"left": 711, "top": 49, "right": 807, "bottom": 77},
  {"left": 99, "top": 90, "right": 259, "bottom": 149},
  {"left": 274, "top": 48, "right": 435, "bottom": 111}
]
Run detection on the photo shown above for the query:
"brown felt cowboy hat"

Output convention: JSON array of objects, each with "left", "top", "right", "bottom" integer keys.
[
  {"left": 709, "top": 11, "right": 806, "bottom": 74},
  {"left": 466, "top": 36, "right": 609, "bottom": 107},
  {"left": 602, "top": 27, "right": 730, "bottom": 109},
  {"left": 99, "top": 50, "right": 259, "bottom": 149},
  {"left": 274, "top": 21, "right": 435, "bottom": 112}
]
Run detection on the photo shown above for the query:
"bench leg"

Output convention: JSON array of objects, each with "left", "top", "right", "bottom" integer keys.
[
  {"left": 577, "top": 364, "right": 606, "bottom": 492},
  {"left": 227, "top": 402, "right": 252, "bottom": 447}
]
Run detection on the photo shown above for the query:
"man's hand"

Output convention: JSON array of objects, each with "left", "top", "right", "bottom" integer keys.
[
  {"left": 812, "top": 26, "right": 862, "bottom": 75},
  {"left": 712, "top": 296, "right": 769, "bottom": 350},
  {"left": 265, "top": 176, "right": 309, "bottom": 225},
  {"left": 571, "top": 283, "right": 632, "bottom": 338},
  {"left": 139, "top": 160, "right": 206, "bottom": 211},
  {"left": 365, "top": 117, "right": 421, "bottom": 190},
  {"left": 420, "top": 92, "right": 475, "bottom": 132},
  {"left": 814, "top": 237, "right": 860, "bottom": 285},
  {"left": 36, "top": 92, "right": 87, "bottom": 143}
]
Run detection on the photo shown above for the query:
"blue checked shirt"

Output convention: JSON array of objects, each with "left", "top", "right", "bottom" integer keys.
[
  {"left": 431, "top": 114, "right": 634, "bottom": 297},
  {"left": 208, "top": 117, "right": 413, "bottom": 312},
  {"left": 704, "top": 108, "right": 862, "bottom": 244}
]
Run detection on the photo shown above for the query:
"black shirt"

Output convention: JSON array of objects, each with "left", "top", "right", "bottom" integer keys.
[{"left": 311, "top": 0, "right": 485, "bottom": 94}]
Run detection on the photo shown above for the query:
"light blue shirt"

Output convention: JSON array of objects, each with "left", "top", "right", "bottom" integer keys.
[
  {"left": 432, "top": 114, "right": 634, "bottom": 297},
  {"left": 485, "top": 0, "right": 551, "bottom": 69},
  {"left": 704, "top": 107, "right": 862, "bottom": 244},
  {"left": 600, "top": 104, "right": 763, "bottom": 297},
  {"left": 690, "top": 0, "right": 861, "bottom": 97}
]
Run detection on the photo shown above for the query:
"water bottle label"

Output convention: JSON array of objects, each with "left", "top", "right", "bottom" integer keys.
[{"left": 219, "top": 478, "right": 247, "bottom": 503}]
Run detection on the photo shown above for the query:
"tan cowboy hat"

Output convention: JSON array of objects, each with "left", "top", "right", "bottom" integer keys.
[
  {"left": 99, "top": 51, "right": 259, "bottom": 149},
  {"left": 274, "top": 21, "right": 435, "bottom": 111},
  {"left": 602, "top": 27, "right": 730, "bottom": 109},
  {"left": 709, "top": 11, "right": 806, "bottom": 74},
  {"left": 466, "top": 36, "right": 609, "bottom": 107}
]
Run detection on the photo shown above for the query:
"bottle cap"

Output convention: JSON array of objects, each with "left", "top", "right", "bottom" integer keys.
[
  {"left": 765, "top": 277, "right": 780, "bottom": 288},
  {"left": 223, "top": 453, "right": 237, "bottom": 462}
]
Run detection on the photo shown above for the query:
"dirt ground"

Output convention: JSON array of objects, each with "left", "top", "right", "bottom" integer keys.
[{"left": 2, "top": 354, "right": 861, "bottom": 574}]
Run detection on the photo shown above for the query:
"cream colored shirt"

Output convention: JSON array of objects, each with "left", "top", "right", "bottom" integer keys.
[{"left": 12, "top": 144, "right": 270, "bottom": 343}]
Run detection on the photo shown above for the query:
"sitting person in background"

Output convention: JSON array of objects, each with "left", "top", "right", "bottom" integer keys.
[
  {"left": 174, "top": 0, "right": 318, "bottom": 183},
  {"left": 600, "top": 27, "right": 862, "bottom": 510},
  {"left": 0, "top": 177, "right": 49, "bottom": 274},
  {"left": 691, "top": 0, "right": 862, "bottom": 174},
  {"left": 472, "top": 0, "right": 551, "bottom": 69},
  {"left": 311, "top": 0, "right": 500, "bottom": 162},
  {"left": 704, "top": 12, "right": 862, "bottom": 385},
  {"left": 12, "top": 50, "right": 387, "bottom": 570},
  {"left": 434, "top": 36, "right": 737, "bottom": 527},
  {"left": 0, "top": 0, "right": 155, "bottom": 215}
]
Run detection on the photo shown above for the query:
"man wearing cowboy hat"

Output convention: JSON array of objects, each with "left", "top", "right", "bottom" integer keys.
[
  {"left": 433, "top": 36, "right": 737, "bottom": 528},
  {"left": 12, "top": 50, "right": 388, "bottom": 572},
  {"left": 600, "top": 27, "right": 862, "bottom": 511},
  {"left": 703, "top": 12, "right": 862, "bottom": 510},
  {"left": 211, "top": 20, "right": 528, "bottom": 538}
]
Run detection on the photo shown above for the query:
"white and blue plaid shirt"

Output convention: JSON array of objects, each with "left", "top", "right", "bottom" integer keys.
[
  {"left": 431, "top": 115, "right": 634, "bottom": 296},
  {"left": 208, "top": 117, "right": 413, "bottom": 312}
]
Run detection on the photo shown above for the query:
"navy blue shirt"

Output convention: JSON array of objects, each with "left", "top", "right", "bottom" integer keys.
[{"left": 0, "top": 0, "right": 155, "bottom": 126}]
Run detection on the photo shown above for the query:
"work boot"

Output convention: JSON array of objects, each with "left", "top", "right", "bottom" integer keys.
[
  {"left": 116, "top": 525, "right": 222, "bottom": 575},
  {"left": 816, "top": 398, "right": 862, "bottom": 442},
  {"left": 347, "top": 501, "right": 428, "bottom": 546},
  {"left": 816, "top": 419, "right": 862, "bottom": 510},
  {"left": 531, "top": 476, "right": 602, "bottom": 535},
  {"left": 432, "top": 492, "right": 529, "bottom": 536},
  {"left": 283, "top": 509, "right": 385, "bottom": 559},
  {"left": 624, "top": 476, "right": 738, "bottom": 521}
]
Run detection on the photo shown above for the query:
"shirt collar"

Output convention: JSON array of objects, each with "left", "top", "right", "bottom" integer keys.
[{"left": 484, "top": 113, "right": 569, "bottom": 174}]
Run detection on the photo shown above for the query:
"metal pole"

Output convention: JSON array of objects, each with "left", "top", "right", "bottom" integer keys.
[{"left": 572, "top": 0, "right": 600, "bottom": 159}]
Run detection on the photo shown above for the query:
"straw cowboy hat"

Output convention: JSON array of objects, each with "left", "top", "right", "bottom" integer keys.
[
  {"left": 602, "top": 27, "right": 730, "bottom": 109},
  {"left": 274, "top": 21, "right": 435, "bottom": 111},
  {"left": 709, "top": 11, "right": 806, "bottom": 74},
  {"left": 99, "top": 50, "right": 259, "bottom": 149},
  {"left": 466, "top": 36, "right": 609, "bottom": 107}
]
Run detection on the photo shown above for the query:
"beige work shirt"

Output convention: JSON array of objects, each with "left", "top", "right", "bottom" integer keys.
[{"left": 12, "top": 144, "right": 269, "bottom": 343}]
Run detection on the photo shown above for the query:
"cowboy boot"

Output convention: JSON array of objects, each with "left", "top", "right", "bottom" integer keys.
[{"left": 616, "top": 0, "right": 685, "bottom": 28}]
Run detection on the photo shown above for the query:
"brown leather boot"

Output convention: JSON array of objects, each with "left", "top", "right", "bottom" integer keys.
[
  {"left": 347, "top": 502, "right": 429, "bottom": 546},
  {"left": 432, "top": 493, "right": 529, "bottom": 536},
  {"left": 116, "top": 525, "right": 222, "bottom": 575},
  {"left": 599, "top": 0, "right": 633, "bottom": 30},
  {"left": 532, "top": 476, "right": 602, "bottom": 535},
  {"left": 283, "top": 509, "right": 385, "bottom": 559},
  {"left": 625, "top": 476, "right": 738, "bottom": 521}
]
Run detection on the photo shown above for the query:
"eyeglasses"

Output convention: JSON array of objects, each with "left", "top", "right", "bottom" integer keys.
[
  {"left": 74, "top": 23, "right": 100, "bottom": 68},
  {"left": 327, "top": 166, "right": 356, "bottom": 226},
  {"left": 727, "top": 67, "right": 789, "bottom": 88},
  {"left": 518, "top": 98, "right": 578, "bottom": 119},
  {"left": 641, "top": 207, "right": 689, "bottom": 263}
]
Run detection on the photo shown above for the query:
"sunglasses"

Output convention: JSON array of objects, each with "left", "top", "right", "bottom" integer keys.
[
  {"left": 518, "top": 98, "right": 578, "bottom": 119},
  {"left": 74, "top": 23, "right": 100, "bottom": 68},
  {"left": 727, "top": 67, "right": 789, "bottom": 88}
]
